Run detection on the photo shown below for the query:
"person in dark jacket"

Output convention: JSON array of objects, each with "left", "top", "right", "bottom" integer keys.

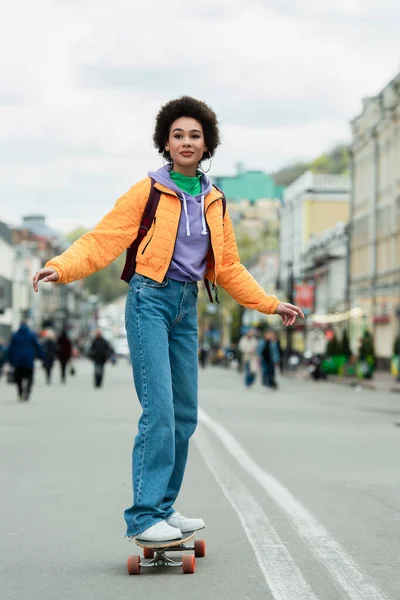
[
  {"left": 57, "top": 330, "right": 72, "bottom": 384},
  {"left": 258, "top": 330, "right": 281, "bottom": 389},
  {"left": 7, "top": 322, "right": 43, "bottom": 400},
  {"left": 89, "top": 329, "right": 113, "bottom": 388},
  {"left": 42, "top": 329, "right": 58, "bottom": 384}
]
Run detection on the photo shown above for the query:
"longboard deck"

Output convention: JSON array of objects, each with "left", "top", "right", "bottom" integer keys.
[{"left": 134, "top": 531, "right": 195, "bottom": 550}]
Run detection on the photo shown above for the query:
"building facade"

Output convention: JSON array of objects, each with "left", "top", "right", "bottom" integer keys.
[
  {"left": 214, "top": 164, "right": 285, "bottom": 203},
  {"left": 0, "top": 216, "right": 95, "bottom": 342},
  {"left": 350, "top": 72, "right": 400, "bottom": 367},
  {"left": 279, "top": 171, "right": 350, "bottom": 286},
  {"left": 0, "top": 223, "right": 14, "bottom": 340},
  {"left": 301, "top": 223, "right": 349, "bottom": 354}
]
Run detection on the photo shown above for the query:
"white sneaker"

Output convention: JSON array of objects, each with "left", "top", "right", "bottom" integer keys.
[
  {"left": 166, "top": 511, "right": 205, "bottom": 533},
  {"left": 134, "top": 520, "right": 182, "bottom": 542}
]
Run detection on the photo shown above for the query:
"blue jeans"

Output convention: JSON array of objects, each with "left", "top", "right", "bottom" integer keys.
[
  {"left": 244, "top": 360, "right": 256, "bottom": 387},
  {"left": 262, "top": 360, "right": 276, "bottom": 388},
  {"left": 124, "top": 274, "right": 199, "bottom": 536}
]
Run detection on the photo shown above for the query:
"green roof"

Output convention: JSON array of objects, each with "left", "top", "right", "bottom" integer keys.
[{"left": 214, "top": 170, "right": 285, "bottom": 203}]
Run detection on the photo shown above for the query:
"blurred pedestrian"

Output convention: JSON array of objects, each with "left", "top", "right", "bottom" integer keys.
[
  {"left": 42, "top": 329, "right": 58, "bottom": 384},
  {"left": 57, "top": 330, "right": 72, "bottom": 384},
  {"left": 32, "top": 95, "right": 304, "bottom": 543},
  {"left": 198, "top": 344, "right": 208, "bottom": 369},
  {"left": 238, "top": 329, "right": 259, "bottom": 387},
  {"left": 258, "top": 330, "right": 280, "bottom": 389},
  {"left": 89, "top": 329, "right": 113, "bottom": 388},
  {"left": 7, "top": 322, "right": 43, "bottom": 401}
]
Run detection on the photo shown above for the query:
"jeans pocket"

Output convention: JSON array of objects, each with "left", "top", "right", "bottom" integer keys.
[{"left": 138, "top": 274, "right": 169, "bottom": 289}]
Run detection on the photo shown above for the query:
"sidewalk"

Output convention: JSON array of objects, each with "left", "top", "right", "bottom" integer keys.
[
  {"left": 330, "top": 370, "right": 400, "bottom": 393},
  {"left": 285, "top": 368, "right": 400, "bottom": 394}
]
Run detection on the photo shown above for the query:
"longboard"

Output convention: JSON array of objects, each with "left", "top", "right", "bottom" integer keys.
[
  {"left": 127, "top": 530, "right": 206, "bottom": 575},
  {"left": 135, "top": 531, "right": 195, "bottom": 549}
]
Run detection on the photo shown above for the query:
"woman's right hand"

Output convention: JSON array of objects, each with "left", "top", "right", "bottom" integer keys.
[{"left": 32, "top": 268, "right": 59, "bottom": 292}]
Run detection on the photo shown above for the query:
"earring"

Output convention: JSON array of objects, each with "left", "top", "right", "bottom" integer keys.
[{"left": 200, "top": 151, "right": 212, "bottom": 174}]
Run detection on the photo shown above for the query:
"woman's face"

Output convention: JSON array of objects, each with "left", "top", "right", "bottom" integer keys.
[{"left": 165, "top": 117, "right": 207, "bottom": 175}]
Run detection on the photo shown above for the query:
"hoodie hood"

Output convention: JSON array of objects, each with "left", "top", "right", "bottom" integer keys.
[{"left": 148, "top": 166, "right": 212, "bottom": 237}]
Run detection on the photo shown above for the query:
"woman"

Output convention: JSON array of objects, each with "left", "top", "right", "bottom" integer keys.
[
  {"left": 33, "top": 96, "right": 304, "bottom": 543},
  {"left": 238, "top": 329, "right": 259, "bottom": 387}
]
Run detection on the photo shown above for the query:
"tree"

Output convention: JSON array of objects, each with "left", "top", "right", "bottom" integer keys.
[
  {"left": 271, "top": 143, "right": 349, "bottom": 187},
  {"left": 271, "top": 162, "right": 309, "bottom": 187},
  {"left": 326, "top": 334, "right": 341, "bottom": 356},
  {"left": 66, "top": 227, "right": 88, "bottom": 243},
  {"left": 341, "top": 329, "right": 351, "bottom": 358},
  {"left": 359, "top": 331, "right": 375, "bottom": 360}
]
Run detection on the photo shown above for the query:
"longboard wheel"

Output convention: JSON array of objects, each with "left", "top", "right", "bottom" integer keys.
[
  {"left": 127, "top": 555, "right": 141, "bottom": 575},
  {"left": 143, "top": 547, "right": 155, "bottom": 559},
  {"left": 182, "top": 554, "right": 196, "bottom": 574},
  {"left": 194, "top": 539, "right": 206, "bottom": 558}
]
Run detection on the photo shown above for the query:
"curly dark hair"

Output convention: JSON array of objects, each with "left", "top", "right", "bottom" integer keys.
[{"left": 153, "top": 96, "right": 220, "bottom": 161}]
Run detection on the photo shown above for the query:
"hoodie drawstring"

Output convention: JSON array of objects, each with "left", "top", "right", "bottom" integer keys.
[
  {"left": 182, "top": 194, "right": 191, "bottom": 237},
  {"left": 182, "top": 193, "right": 208, "bottom": 237}
]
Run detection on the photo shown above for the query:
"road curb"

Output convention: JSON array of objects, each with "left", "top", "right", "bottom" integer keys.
[{"left": 283, "top": 372, "right": 400, "bottom": 394}]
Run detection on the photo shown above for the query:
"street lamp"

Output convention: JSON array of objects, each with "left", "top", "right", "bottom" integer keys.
[{"left": 286, "top": 261, "right": 294, "bottom": 356}]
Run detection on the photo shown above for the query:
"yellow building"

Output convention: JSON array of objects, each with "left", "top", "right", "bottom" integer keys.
[
  {"left": 350, "top": 73, "right": 400, "bottom": 368},
  {"left": 280, "top": 171, "right": 350, "bottom": 284}
]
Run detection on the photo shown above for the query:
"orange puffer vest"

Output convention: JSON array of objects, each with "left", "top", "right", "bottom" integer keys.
[{"left": 46, "top": 178, "right": 280, "bottom": 315}]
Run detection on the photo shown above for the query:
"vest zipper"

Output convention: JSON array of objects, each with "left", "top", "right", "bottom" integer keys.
[{"left": 141, "top": 218, "right": 156, "bottom": 254}]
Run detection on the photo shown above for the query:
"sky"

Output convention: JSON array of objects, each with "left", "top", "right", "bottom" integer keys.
[{"left": 1, "top": 0, "right": 400, "bottom": 232}]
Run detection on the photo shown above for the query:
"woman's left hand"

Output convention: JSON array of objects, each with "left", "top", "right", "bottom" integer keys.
[{"left": 275, "top": 302, "right": 305, "bottom": 327}]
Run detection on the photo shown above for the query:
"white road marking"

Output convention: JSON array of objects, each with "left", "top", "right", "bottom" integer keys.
[
  {"left": 198, "top": 407, "right": 389, "bottom": 600},
  {"left": 195, "top": 427, "right": 318, "bottom": 600}
]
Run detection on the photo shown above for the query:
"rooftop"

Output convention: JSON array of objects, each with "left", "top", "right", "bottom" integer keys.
[{"left": 283, "top": 171, "right": 350, "bottom": 204}]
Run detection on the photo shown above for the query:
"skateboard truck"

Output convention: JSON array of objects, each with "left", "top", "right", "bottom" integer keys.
[{"left": 127, "top": 533, "right": 206, "bottom": 575}]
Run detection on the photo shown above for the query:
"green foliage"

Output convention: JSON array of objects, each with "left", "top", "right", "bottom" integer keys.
[
  {"left": 66, "top": 227, "right": 88, "bottom": 243},
  {"left": 272, "top": 144, "right": 349, "bottom": 187},
  {"left": 359, "top": 330, "right": 375, "bottom": 359},
  {"left": 271, "top": 162, "right": 309, "bottom": 187},
  {"left": 340, "top": 329, "right": 352, "bottom": 358},
  {"left": 235, "top": 227, "right": 278, "bottom": 264},
  {"left": 310, "top": 145, "right": 349, "bottom": 174},
  {"left": 230, "top": 304, "right": 244, "bottom": 343}
]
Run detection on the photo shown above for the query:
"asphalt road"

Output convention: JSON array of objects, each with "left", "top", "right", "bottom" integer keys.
[{"left": 1, "top": 359, "right": 399, "bottom": 600}]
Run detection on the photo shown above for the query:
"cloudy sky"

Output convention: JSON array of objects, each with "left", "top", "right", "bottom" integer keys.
[{"left": 1, "top": 0, "right": 399, "bottom": 231}]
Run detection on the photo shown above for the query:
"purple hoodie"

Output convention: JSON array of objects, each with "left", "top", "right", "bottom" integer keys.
[{"left": 147, "top": 166, "right": 213, "bottom": 282}]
